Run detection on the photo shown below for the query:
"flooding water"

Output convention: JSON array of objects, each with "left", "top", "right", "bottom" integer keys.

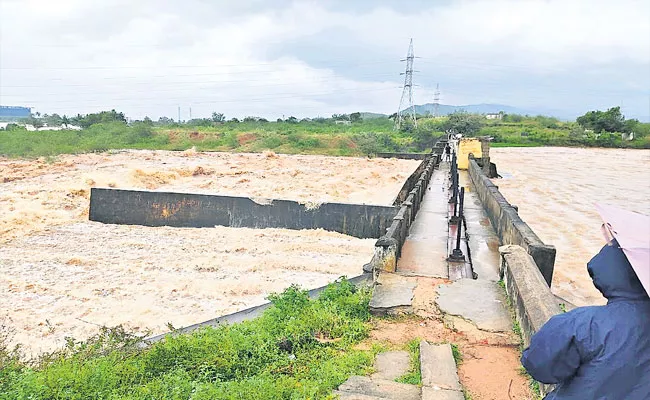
[
  {"left": 0, "top": 150, "right": 420, "bottom": 355},
  {"left": 491, "top": 147, "right": 650, "bottom": 306}
]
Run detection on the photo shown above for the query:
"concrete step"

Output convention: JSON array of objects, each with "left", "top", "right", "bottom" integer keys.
[
  {"left": 336, "top": 376, "right": 421, "bottom": 400},
  {"left": 369, "top": 273, "right": 416, "bottom": 316},
  {"left": 422, "top": 387, "right": 465, "bottom": 400},
  {"left": 332, "top": 391, "right": 389, "bottom": 400},
  {"left": 371, "top": 351, "right": 411, "bottom": 381},
  {"left": 420, "top": 342, "right": 462, "bottom": 391}
]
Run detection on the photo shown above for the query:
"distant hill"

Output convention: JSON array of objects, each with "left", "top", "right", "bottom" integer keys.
[
  {"left": 361, "top": 103, "right": 573, "bottom": 120},
  {"left": 408, "top": 103, "right": 540, "bottom": 117},
  {"left": 359, "top": 112, "right": 389, "bottom": 119}
]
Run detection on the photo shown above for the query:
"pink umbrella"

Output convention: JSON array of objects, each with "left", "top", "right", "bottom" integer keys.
[{"left": 596, "top": 203, "right": 650, "bottom": 297}]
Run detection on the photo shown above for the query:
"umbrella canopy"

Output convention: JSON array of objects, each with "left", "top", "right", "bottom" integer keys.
[{"left": 596, "top": 203, "right": 650, "bottom": 297}]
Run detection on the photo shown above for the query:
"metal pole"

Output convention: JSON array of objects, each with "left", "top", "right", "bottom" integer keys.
[
  {"left": 455, "top": 187, "right": 465, "bottom": 251},
  {"left": 449, "top": 187, "right": 465, "bottom": 261}
]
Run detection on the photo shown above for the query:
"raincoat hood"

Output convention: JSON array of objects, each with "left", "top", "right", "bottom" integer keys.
[{"left": 587, "top": 240, "right": 649, "bottom": 302}]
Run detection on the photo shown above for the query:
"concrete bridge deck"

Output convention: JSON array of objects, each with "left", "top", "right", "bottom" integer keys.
[{"left": 358, "top": 160, "right": 526, "bottom": 399}]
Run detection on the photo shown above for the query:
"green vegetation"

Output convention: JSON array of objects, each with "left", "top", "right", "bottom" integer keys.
[
  {"left": 395, "top": 338, "right": 422, "bottom": 385},
  {"left": 0, "top": 279, "right": 380, "bottom": 400},
  {"left": 0, "top": 122, "right": 168, "bottom": 158},
  {"left": 0, "top": 114, "right": 441, "bottom": 158},
  {"left": 2, "top": 107, "right": 648, "bottom": 159},
  {"left": 482, "top": 108, "right": 649, "bottom": 149},
  {"left": 519, "top": 367, "right": 543, "bottom": 398},
  {"left": 450, "top": 343, "right": 463, "bottom": 366}
]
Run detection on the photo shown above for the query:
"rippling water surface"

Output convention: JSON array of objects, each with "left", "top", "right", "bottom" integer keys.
[{"left": 491, "top": 147, "right": 650, "bottom": 306}]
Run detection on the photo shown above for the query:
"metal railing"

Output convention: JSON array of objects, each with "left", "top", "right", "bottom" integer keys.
[{"left": 447, "top": 151, "right": 466, "bottom": 262}]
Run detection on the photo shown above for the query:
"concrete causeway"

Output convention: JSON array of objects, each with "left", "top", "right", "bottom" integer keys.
[{"left": 350, "top": 158, "right": 521, "bottom": 399}]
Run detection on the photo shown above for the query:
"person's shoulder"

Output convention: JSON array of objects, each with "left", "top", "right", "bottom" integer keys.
[{"left": 546, "top": 305, "right": 600, "bottom": 328}]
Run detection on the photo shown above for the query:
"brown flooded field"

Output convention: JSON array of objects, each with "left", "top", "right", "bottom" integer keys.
[
  {"left": 491, "top": 147, "right": 650, "bottom": 306},
  {"left": 0, "top": 150, "right": 420, "bottom": 355}
]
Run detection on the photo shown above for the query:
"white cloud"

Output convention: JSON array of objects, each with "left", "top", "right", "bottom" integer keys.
[{"left": 1, "top": 0, "right": 648, "bottom": 120}]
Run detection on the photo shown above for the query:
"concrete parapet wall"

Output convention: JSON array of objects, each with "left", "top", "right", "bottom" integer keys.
[
  {"left": 499, "top": 245, "right": 561, "bottom": 396},
  {"left": 376, "top": 152, "right": 428, "bottom": 160},
  {"left": 365, "top": 155, "right": 438, "bottom": 275},
  {"left": 467, "top": 158, "right": 556, "bottom": 286},
  {"left": 392, "top": 155, "right": 439, "bottom": 206},
  {"left": 89, "top": 188, "right": 396, "bottom": 239}
]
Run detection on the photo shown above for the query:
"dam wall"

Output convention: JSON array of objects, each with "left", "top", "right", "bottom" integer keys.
[{"left": 89, "top": 188, "right": 397, "bottom": 239}]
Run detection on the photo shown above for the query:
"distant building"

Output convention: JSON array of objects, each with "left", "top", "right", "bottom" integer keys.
[
  {"left": 0, "top": 106, "right": 31, "bottom": 118},
  {"left": 335, "top": 120, "right": 351, "bottom": 125},
  {"left": 485, "top": 113, "right": 503, "bottom": 120},
  {"left": 0, "top": 122, "right": 82, "bottom": 131}
]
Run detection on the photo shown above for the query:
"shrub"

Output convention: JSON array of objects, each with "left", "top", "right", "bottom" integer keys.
[{"left": 1, "top": 280, "right": 375, "bottom": 399}]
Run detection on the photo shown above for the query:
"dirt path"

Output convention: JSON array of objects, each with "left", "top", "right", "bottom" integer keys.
[{"left": 367, "top": 277, "right": 536, "bottom": 400}]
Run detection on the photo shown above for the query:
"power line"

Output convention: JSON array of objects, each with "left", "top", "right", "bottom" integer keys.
[
  {"left": 433, "top": 83, "right": 441, "bottom": 117},
  {"left": 0, "top": 59, "right": 398, "bottom": 71},
  {"left": 12, "top": 86, "right": 400, "bottom": 106},
  {"left": 0, "top": 72, "right": 399, "bottom": 94},
  {"left": 395, "top": 38, "right": 417, "bottom": 129}
]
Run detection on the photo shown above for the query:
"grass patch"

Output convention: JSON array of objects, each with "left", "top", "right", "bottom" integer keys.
[
  {"left": 395, "top": 338, "right": 421, "bottom": 385},
  {"left": 0, "top": 278, "right": 378, "bottom": 399},
  {"left": 451, "top": 343, "right": 463, "bottom": 366}
]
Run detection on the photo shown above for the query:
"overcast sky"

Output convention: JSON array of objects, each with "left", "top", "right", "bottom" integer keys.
[{"left": 1, "top": 0, "right": 649, "bottom": 121}]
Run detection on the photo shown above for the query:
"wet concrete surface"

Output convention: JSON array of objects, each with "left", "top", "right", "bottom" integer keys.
[
  {"left": 459, "top": 171, "right": 501, "bottom": 282},
  {"left": 369, "top": 273, "right": 417, "bottom": 315},
  {"left": 436, "top": 279, "right": 512, "bottom": 333},
  {"left": 396, "top": 164, "right": 450, "bottom": 278}
]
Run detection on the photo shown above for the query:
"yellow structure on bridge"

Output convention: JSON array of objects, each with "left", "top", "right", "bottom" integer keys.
[{"left": 457, "top": 138, "right": 483, "bottom": 170}]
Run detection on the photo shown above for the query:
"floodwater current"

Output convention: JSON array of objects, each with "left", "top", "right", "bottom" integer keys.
[{"left": 490, "top": 147, "right": 650, "bottom": 306}]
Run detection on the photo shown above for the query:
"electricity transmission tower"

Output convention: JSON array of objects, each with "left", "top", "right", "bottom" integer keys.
[
  {"left": 433, "top": 83, "right": 441, "bottom": 117},
  {"left": 395, "top": 39, "right": 417, "bottom": 130}
]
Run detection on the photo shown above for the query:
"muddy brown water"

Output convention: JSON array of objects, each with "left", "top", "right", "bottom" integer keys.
[
  {"left": 0, "top": 150, "right": 420, "bottom": 356},
  {"left": 491, "top": 147, "right": 650, "bottom": 306}
]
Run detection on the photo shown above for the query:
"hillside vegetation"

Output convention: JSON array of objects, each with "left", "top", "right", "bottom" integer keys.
[{"left": 1, "top": 107, "right": 648, "bottom": 158}]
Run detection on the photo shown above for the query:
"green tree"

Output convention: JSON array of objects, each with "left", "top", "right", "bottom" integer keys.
[
  {"left": 76, "top": 110, "right": 127, "bottom": 128},
  {"left": 577, "top": 107, "right": 627, "bottom": 133},
  {"left": 211, "top": 112, "right": 225, "bottom": 122},
  {"left": 442, "top": 111, "right": 484, "bottom": 136},
  {"left": 350, "top": 112, "right": 362, "bottom": 123},
  {"left": 24, "top": 116, "right": 44, "bottom": 129},
  {"left": 157, "top": 116, "right": 174, "bottom": 125}
]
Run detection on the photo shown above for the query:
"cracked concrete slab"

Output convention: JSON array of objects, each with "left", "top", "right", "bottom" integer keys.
[
  {"left": 422, "top": 387, "right": 465, "bottom": 400},
  {"left": 371, "top": 351, "right": 411, "bottom": 381},
  {"left": 337, "top": 376, "right": 421, "bottom": 400},
  {"left": 435, "top": 279, "right": 512, "bottom": 333},
  {"left": 369, "top": 273, "right": 417, "bottom": 315},
  {"left": 420, "top": 342, "right": 462, "bottom": 391}
]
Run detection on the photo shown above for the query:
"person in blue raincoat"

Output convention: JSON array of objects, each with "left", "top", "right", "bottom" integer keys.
[{"left": 521, "top": 240, "right": 650, "bottom": 399}]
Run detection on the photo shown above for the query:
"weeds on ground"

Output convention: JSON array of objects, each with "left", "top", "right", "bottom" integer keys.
[
  {"left": 451, "top": 343, "right": 463, "bottom": 365},
  {"left": 519, "top": 367, "right": 543, "bottom": 398},
  {"left": 0, "top": 278, "right": 377, "bottom": 399},
  {"left": 395, "top": 338, "right": 422, "bottom": 385}
]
